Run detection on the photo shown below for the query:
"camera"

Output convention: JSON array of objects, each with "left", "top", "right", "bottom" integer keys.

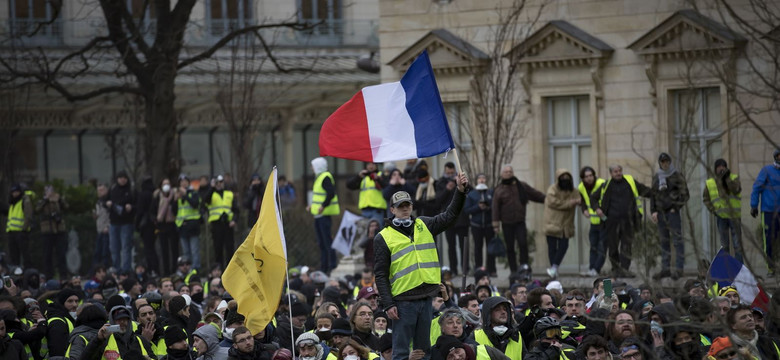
[
  {"left": 50, "top": 212, "right": 62, "bottom": 223},
  {"left": 3, "top": 276, "right": 11, "bottom": 288}
]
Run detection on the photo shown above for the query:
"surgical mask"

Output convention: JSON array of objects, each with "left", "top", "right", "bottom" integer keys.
[
  {"left": 392, "top": 218, "right": 413, "bottom": 227},
  {"left": 318, "top": 327, "right": 330, "bottom": 332},
  {"left": 301, "top": 357, "right": 317, "bottom": 360},
  {"left": 492, "top": 325, "right": 508, "bottom": 336},
  {"left": 224, "top": 328, "right": 234, "bottom": 341},
  {"left": 474, "top": 184, "right": 488, "bottom": 191},
  {"left": 345, "top": 355, "right": 360, "bottom": 360},
  {"left": 162, "top": 184, "right": 171, "bottom": 193},
  {"left": 69, "top": 311, "right": 77, "bottom": 320}
]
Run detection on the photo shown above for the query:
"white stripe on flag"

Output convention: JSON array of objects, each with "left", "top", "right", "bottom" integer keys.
[
  {"left": 734, "top": 265, "right": 759, "bottom": 305},
  {"left": 363, "top": 82, "right": 418, "bottom": 162}
]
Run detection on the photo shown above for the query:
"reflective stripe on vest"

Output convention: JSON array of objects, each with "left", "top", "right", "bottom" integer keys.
[
  {"left": 600, "top": 175, "right": 643, "bottom": 215},
  {"left": 46, "top": 317, "right": 74, "bottom": 358},
  {"left": 9, "top": 332, "right": 34, "bottom": 360},
  {"left": 176, "top": 195, "right": 201, "bottom": 227},
  {"left": 474, "top": 329, "right": 523, "bottom": 359},
  {"left": 103, "top": 334, "right": 149, "bottom": 359},
  {"left": 151, "top": 337, "right": 167, "bottom": 357},
  {"left": 184, "top": 269, "right": 197, "bottom": 285},
  {"left": 207, "top": 191, "right": 234, "bottom": 222},
  {"left": 706, "top": 174, "right": 741, "bottom": 219},
  {"left": 359, "top": 174, "right": 387, "bottom": 210},
  {"left": 700, "top": 334, "right": 711, "bottom": 346},
  {"left": 379, "top": 219, "right": 441, "bottom": 296},
  {"left": 66, "top": 334, "right": 88, "bottom": 359},
  {"left": 311, "top": 172, "right": 340, "bottom": 216},
  {"left": 6, "top": 199, "right": 27, "bottom": 232},
  {"left": 578, "top": 178, "right": 606, "bottom": 225}
]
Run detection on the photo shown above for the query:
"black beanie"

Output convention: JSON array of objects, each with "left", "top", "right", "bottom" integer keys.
[
  {"left": 436, "top": 335, "right": 465, "bottom": 358},
  {"left": 57, "top": 288, "right": 83, "bottom": 305},
  {"left": 169, "top": 295, "right": 187, "bottom": 315},
  {"left": 121, "top": 278, "right": 138, "bottom": 293},
  {"left": 225, "top": 310, "right": 245, "bottom": 327},
  {"left": 290, "top": 302, "right": 309, "bottom": 318},
  {"left": 331, "top": 318, "right": 352, "bottom": 336},
  {"left": 105, "top": 295, "right": 126, "bottom": 312},
  {"left": 165, "top": 326, "right": 188, "bottom": 346},
  {"left": 714, "top": 159, "right": 728, "bottom": 171}
]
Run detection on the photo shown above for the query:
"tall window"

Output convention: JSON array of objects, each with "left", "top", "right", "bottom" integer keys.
[
  {"left": 547, "top": 95, "right": 592, "bottom": 271},
  {"left": 298, "top": 0, "right": 342, "bottom": 39},
  {"left": 9, "top": 0, "right": 61, "bottom": 45},
  {"left": 207, "top": 0, "right": 254, "bottom": 37},
  {"left": 673, "top": 87, "right": 723, "bottom": 259}
]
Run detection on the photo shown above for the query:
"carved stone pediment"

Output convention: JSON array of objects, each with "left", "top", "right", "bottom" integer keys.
[
  {"left": 628, "top": 10, "right": 746, "bottom": 60},
  {"left": 506, "top": 20, "right": 614, "bottom": 68},
  {"left": 388, "top": 29, "right": 488, "bottom": 74}
]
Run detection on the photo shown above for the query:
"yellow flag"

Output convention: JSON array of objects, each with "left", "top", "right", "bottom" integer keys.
[{"left": 222, "top": 168, "right": 287, "bottom": 334}]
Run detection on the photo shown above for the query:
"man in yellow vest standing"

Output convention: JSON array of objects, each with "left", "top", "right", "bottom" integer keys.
[
  {"left": 347, "top": 162, "right": 388, "bottom": 227},
  {"left": 592, "top": 164, "right": 651, "bottom": 278},
  {"left": 5, "top": 184, "right": 33, "bottom": 268},
  {"left": 205, "top": 175, "right": 239, "bottom": 267},
  {"left": 308, "top": 157, "right": 340, "bottom": 274},
  {"left": 373, "top": 172, "right": 468, "bottom": 360},
  {"left": 704, "top": 159, "right": 744, "bottom": 262},
  {"left": 175, "top": 174, "right": 202, "bottom": 271},
  {"left": 578, "top": 167, "right": 606, "bottom": 277}
]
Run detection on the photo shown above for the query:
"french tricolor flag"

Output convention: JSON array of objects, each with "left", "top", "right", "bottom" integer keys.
[
  {"left": 319, "top": 51, "right": 455, "bottom": 162},
  {"left": 708, "top": 248, "right": 769, "bottom": 311}
]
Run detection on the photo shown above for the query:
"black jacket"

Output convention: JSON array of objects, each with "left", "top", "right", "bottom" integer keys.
[
  {"left": 591, "top": 176, "right": 651, "bottom": 223},
  {"left": 44, "top": 303, "right": 74, "bottom": 358},
  {"left": 0, "top": 335, "right": 26, "bottom": 360},
  {"left": 82, "top": 331, "right": 154, "bottom": 360},
  {"left": 108, "top": 180, "right": 136, "bottom": 225},
  {"left": 374, "top": 189, "right": 466, "bottom": 310}
]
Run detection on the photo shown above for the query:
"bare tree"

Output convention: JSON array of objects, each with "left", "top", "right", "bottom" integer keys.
[{"left": 0, "top": 1, "right": 310, "bottom": 182}]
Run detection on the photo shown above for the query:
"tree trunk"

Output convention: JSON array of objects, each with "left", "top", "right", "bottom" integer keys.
[{"left": 144, "top": 60, "right": 179, "bottom": 183}]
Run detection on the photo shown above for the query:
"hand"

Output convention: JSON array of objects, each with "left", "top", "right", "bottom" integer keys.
[
  {"left": 3, "top": 278, "right": 17, "bottom": 296},
  {"left": 317, "top": 206, "right": 324, "bottom": 215},
  {"left": 582, "top": 210, "right": 590, "bottom": 219},
  {"left": 229, "top": 221, "right": 236, "bottom": 228},
  {"left": 456, "top": 173, "right": 469, "bottom": 192},
  {"left": 550, "top": 340, "right": 563, "bottom": 349},
  {"left": 360, "top": 170, "right": 369, "bottom": 177},
  {"left": 569, "top": 198, "right": 580, "bottom": 206},
  {"left": 651, "top": 212, "right": 658, "bottom": 224},
  {"left": 446, "top": 181, "right": 456, "bottom": 191},
  {"left": 125, "top": 204, "right": 132, "bottom": 212},
  {"left": 409, "top": 350, "right": 426, "bottom": 360},
  {"left": 596, "top": 208, "right": 604, "bottom": 217},
  {"left": 141, "top": 322, "right": 155, "bottom": 341},
  {"left": 751, "top": 208, "right": 759, "bottom": 218},
  {"left": 306, "top": 205, "right": 311, "bottom": 213},
  {"left": 651, "top": 330, "right": 664, "bottom": 347},
  {"left": 106, "top": 200, "right": 113, "bottom": 208},
  {"left": 97, "top": 323, "right": 110, "bottom": 340},
  {"left": 439, "top": 283, "right": 449, "bottom": 302},
  {"left": 386, "top": 306, "right": 399, "bottom": 320},
  {"left": 399, "top": 178, "right": 406, "bottom": 185},
  {"left": 478, "top": 203, "right": 487, "bottom": 210}
]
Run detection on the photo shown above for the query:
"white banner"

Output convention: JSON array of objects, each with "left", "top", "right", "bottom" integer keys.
[{"left": 331, "top": 211, "right": 363, "bottom": 256}]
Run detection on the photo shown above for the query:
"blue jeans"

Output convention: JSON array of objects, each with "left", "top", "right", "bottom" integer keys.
[
  {"left": 109, "top": 224, "right": 134, "bottom": 272},
  {"left": 180, "top": 235, "right": 200, "bottom": 270},
  {"left": 588, "top": 224, "right": 607, "bottom": 272},
  {"left": 315, "top": 216, "right": 337, "bottom": 273},
  {"left": 392, "top": 297, "right": 433, "bottom": 360},
  {"left": 361, "top": 208, "right": 385, "bottom": 228},
  {"left": 93, "top": 232, "right": 111, "bottom": 267},
  {"left": 716, "top": 217, "right": 743, "bottom": 263},
  {"left": 658, "top": 210, "right": 684, "bottom": 271},
  {"left": 546, "top": 236, "right": 569, "bottom": 267}
]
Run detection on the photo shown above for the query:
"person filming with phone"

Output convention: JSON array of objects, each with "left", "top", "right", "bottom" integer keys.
[{"left": 82, "top": 298, "right": 153, "bottom": 360}]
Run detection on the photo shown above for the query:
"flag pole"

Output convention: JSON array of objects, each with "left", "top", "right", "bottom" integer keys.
[
  {"left": 275, "top": 166, "right": 296, "bottom": 360},
  {"left": 451, "top": 148, "right": 469, "bottom": 290}
]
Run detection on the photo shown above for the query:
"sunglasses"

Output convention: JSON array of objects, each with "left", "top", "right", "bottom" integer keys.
[
  {"left": 565, "top": 295, "right": 585, "bottom": 301},
  {"left": 717, "top": 350, "right": 737, "bottom": 359}
]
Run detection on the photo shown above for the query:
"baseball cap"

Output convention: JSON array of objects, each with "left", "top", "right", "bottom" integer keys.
[
  {"left": 708, "top": 337, "right": 734, "bottom": 356},
  {"left": 391, "top": 191, "right": 413, "bottom": 207},
  {"left": 357, "top": 286, "right": 378, "bottom": 300}
]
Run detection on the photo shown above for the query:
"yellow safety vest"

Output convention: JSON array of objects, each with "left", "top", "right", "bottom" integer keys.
[
  {"left": 327, "top": 352, "right": 338, "bottom": 360},
  {"left": 6, "top": 198, "right": 28, "bottom": 232},
  {"left": 359, "top": 173, "right": 387, "bottom": 210},
  {"left": 379, "top": 219, "right": 441, "bottom": 296},
  {"left": 176, "top": 194, "right": 201, "bottom": 227},
  {"left": 476, "top": 345, "right": 490, "bottom": 360},
  {"left": 600, "top": 175, "right": 643, "bottom": 215},
  {"left": 578, "top": 179, "right": 606, "bottom": 225},
  {"left": 474, "top": 329, "right": 523, "bottom": 359},
  {"left": 8, "top": 332, "right": 33, "bottom": 360},
  {"left": 700, "top": 334, "right": 711, "bottom": 346},
  {"left": 46, "top": 317, "right": 74, "bottom": 358},
  {"left": 151, "top": 336, "right": 167, "bottom": 357},
  {"left": 311, "top": 172, "right": 340, "bottom": 216},
  {"left": 207, "top": 191, "right": 234, "bottom": 222},
  {"left": 103, "top": 333, "right": 149, "bottom": 360},
  {"left": 184, "top": 269, "right": 198, "bottom": 285},
  {"left": 706, "top": 174, "right": 741, "bottom": 219},
  {"left": 429, "top": 315, "right": 441, "bottom": 345},
  {"left": 66, "top": 334, "right": 88, "bottom": 359}
]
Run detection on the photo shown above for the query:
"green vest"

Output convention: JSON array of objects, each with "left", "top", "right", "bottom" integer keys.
[
  {"left": 379, "top": 219, "right": 441, "bottom": 296},
  {"left": 429, "top": 315, "right": 441, "bottom": 345},
  {"left": 151, "top": 336, "right": 167, "bottom": 358},
  {"left": 6, "top": 198, "right": 28, "bottom": 232},
  {"left": 176, "top": 194, "right": 201, "bottom": 227},
  {"left": 103, "top": 333, "right": 149, "bottom": 359},
  {"left": 600, "top": 175, "right": 643, "bottom": 215},
  {"left": 311, "top": 172, "right": 340, "bottom": 216},
  {"left": 475, "top": 345, "right": 490, "bottom": 360},
  {"left": 46, "top": 317, "right": 74, "bottom": 357},
  {"left": 359, "top": 173, "right": 387, "bottom": 210},
  {"left": 474, "top": 329, "right": 523, "bottom": 359},
  {"left": 8, "top": 332, "right": 33, "bottom": 360},
  {"left": 207, "top": 191, "right": 234, "bottom": 222},
  {"left": 578, "top": 178, "right": 606, "bottom": 225},
  {"left": 184, "top": 269, "right": 198, "bottom": 285},
  {"left": 706, "top": 174, "right": 741, "bottom": 219}
]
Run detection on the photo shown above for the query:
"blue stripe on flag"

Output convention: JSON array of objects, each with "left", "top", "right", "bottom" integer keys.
[
  {"left": 708, "top": 248, "right": 744, "bottom": 287},
  {"left": 400, "top": 51, "right": 455, "bottom": 158}
]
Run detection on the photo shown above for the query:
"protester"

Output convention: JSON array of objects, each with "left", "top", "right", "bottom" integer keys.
[
  {"left": 465, "top": 174, "right": 495, "bottom": 276},
  {"left": 650, "top": 153, "right": 690, "bottom": 280},
  {"left": 107, "top": 171, "right": 137, "bottom": 273},
  {"left": 704, "top": 158, "right": 744, "bottom": 262},
  {"left": 309, "top": 157, "right": 340, "bottom": 275},
  {"left": 347, "top": 162, "right": 387, "bottom": 227},
  {"left": 542, "top": 169, "right": 580, "bottom": 279},
  {"left": 750, "top": 148, "right": 780, "bottom": 274},
  {"left": 578, "top": 166, "right": 606, "bottom": 277}
]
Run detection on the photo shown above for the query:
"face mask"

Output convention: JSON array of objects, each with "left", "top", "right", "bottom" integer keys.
[
  {"left": 392, "top": 218, "right": 413, "bottom": 227},
  {"left": 224, "top": 328, "right": 234, "bottom": 341},
  {"left": 673, "top": 342, "right": 699, "bottom": 359},
  {"left": 474, "top": 184, "right": 488, "bottom": 191},
  {"left": 558, "top": 179, "right": 573, "bottom": 191},
  {"left": 301, "top": 357, "right": 317, "bottom": 360},
  {"left": 168, "top": 349, "right": 190, "bottom": 358},
  {"left": 492, "top": 325, "right": 508, "bottom": 336},
  {"left": 318, "top": 327, "right": 330, "bottom": 332},
  {"left": 69, "top": 311, "right": 77, "bottom": 320},
  {"left": 345, "top": 355, "right": 360, "bottom": 360},
  {"left": 162, "top": 184, "right": 171, "bottom": 193}
]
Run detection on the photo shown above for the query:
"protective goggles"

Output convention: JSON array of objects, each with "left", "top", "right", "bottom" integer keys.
[{"left": 541, "top": 328, "right": 562, "bottom": 339}]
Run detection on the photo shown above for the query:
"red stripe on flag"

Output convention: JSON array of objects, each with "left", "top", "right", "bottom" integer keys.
[
  {"left": 319, "top": 90, "right": 373, "bottom": 162},
  {"left": 751, "top": 285, "right": 770, "bottom": 312}
]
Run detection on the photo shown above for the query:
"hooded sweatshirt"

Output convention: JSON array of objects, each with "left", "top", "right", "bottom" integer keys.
[
  {"left": 193, "top": 325, "right": 228, "bottom": 360},
  {"left": 479, "top": 297, "right": 523, "bottom": 354},
  {"left": 67, "top": 324, "right": 101, "bottom": 360},
  {"left": 543, "top": 169, "right": 579, "bottom": 238}
]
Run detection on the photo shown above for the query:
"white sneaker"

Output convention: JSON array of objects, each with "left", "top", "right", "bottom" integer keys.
[
  {"left": 587, "top": 269, "right": 599, "bottom": 277},
  {"left": 580, "top": 269, "right": 591, "bottom": 277},
  {"left": 547, "top": 267, "right": 557, "bottom": 278}
]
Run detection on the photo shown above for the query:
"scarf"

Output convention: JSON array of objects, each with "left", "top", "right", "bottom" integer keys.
[
  {"left": 730, "top": 331, "right": 761, "bottom": 358},
  {"left": 657, "top": 163, "right": 677, "bottom": 189}
]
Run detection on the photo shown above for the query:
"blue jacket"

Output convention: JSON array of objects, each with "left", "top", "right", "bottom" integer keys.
[
  {"left": 465, "top": 189, "right": 493, "bottom": 228},
  {"left": 751, "top": 165, "right": 780, "bottom": 212}
]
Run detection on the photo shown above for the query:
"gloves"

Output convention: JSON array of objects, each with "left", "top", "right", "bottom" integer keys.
[{"left": 751, "top": 208, "right": 759, "bottom": 218}]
